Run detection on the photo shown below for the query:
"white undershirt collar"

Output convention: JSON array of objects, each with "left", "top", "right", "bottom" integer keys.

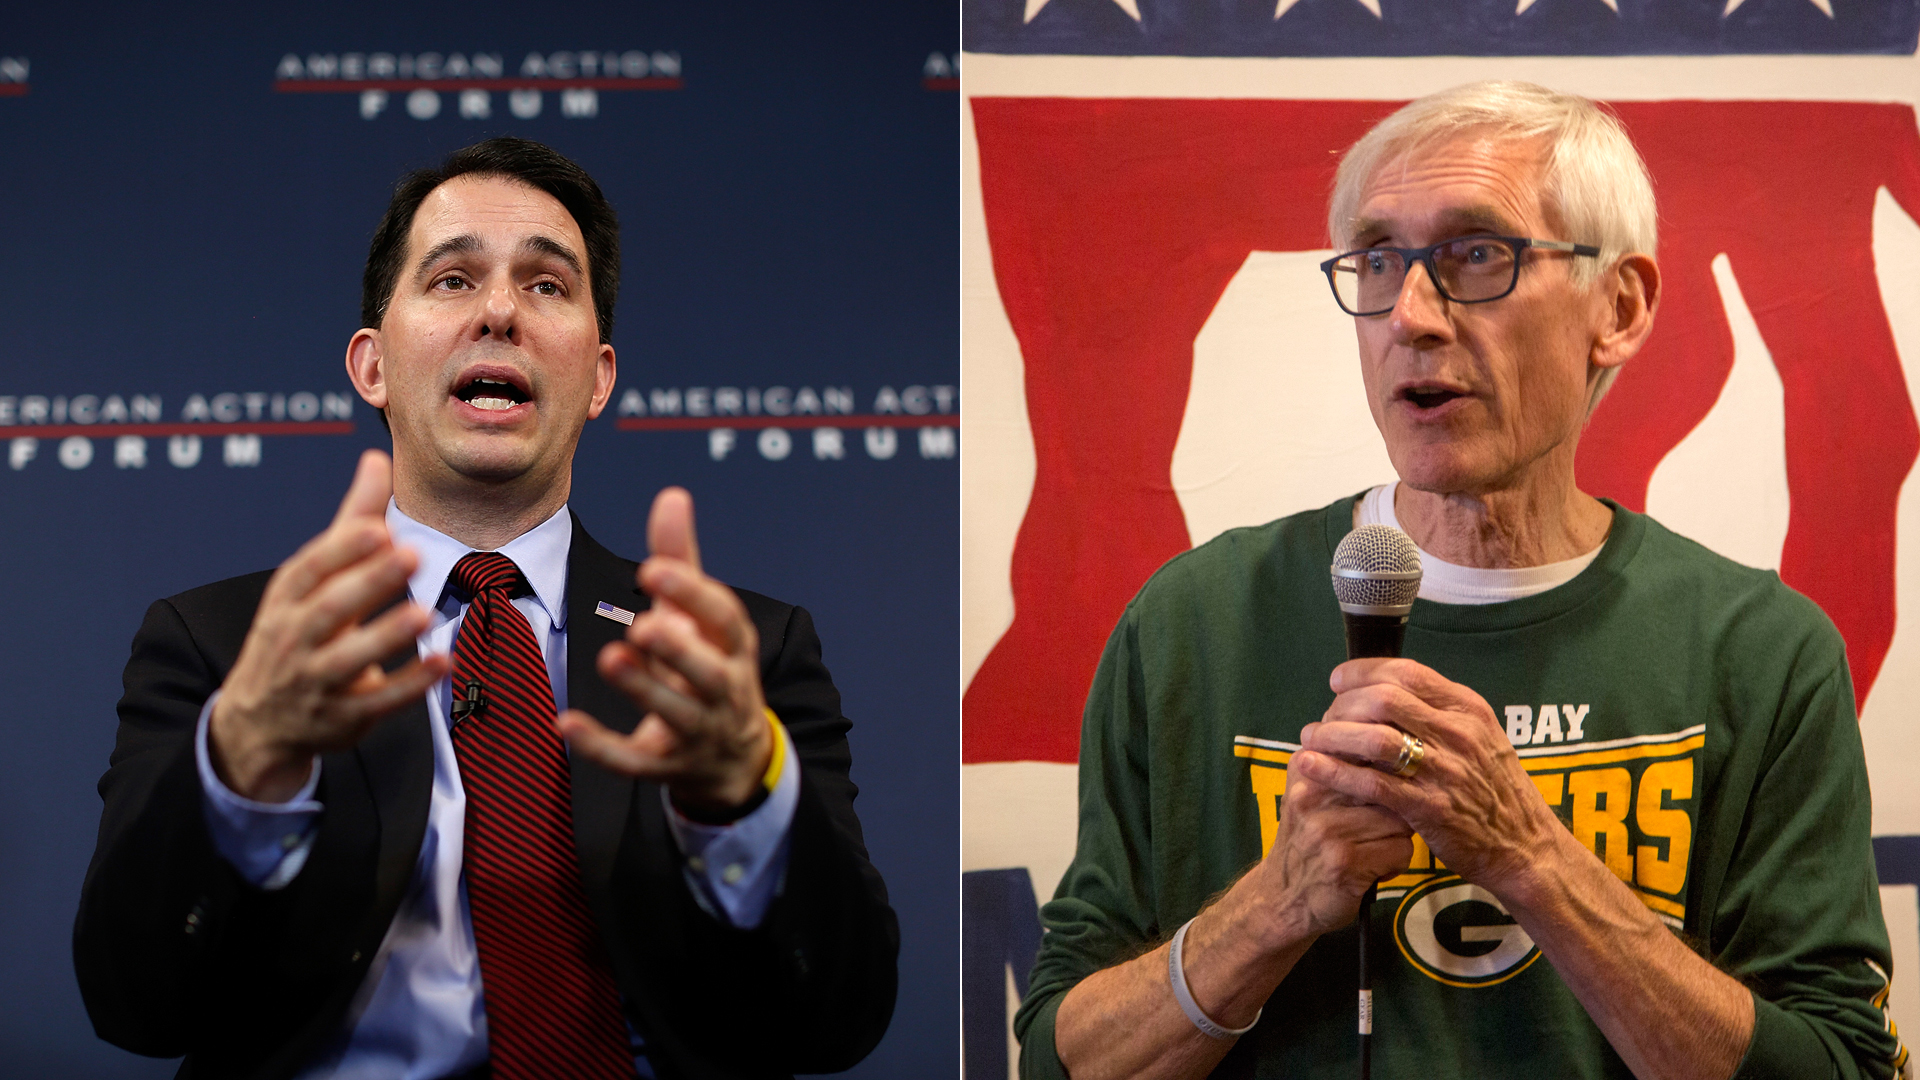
[{"left": 1357, "top": 482, "right": 1605, "bottom": 606}]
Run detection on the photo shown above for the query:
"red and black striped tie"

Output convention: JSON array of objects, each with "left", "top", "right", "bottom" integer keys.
[{"left": 448, "top": 551, "right": 636, "bottom": 1079}]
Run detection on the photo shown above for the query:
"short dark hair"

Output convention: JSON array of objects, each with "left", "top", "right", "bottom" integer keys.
[{"left": 361, "top": 136, "right": 621, "bottom": 343}]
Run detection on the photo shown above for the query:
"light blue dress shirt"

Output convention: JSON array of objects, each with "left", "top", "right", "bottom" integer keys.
[{"left": 194, "top": 502, "right": 799, "bottom": 1079}]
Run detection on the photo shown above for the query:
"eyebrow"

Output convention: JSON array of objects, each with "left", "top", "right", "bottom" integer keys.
[
  {"left": 521, "top": 234, "right": 585, "bottom": 280},
  {"left": 411, "top": 233, "right": 586, "bottom": 281},
  {"left": 414, "top": 233, "right": 482, "bottom": 278}
]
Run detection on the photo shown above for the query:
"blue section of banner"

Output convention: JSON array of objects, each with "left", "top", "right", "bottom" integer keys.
[
  {"left": 0, "top": 1, "right": 954, "bottom": 1074},
  {"left": 964, "top": 0, "right": 1920, "bottom": 57},
  {"left": 962, "top": 869, "right": 1044, "bottom": 1080},
  {"left": 1875, "top": 836, "right": 1920, "bottom": 886}
]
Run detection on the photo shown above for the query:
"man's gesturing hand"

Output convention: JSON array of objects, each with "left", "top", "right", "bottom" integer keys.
[
  {"left": 208, "top": 450, "right": 449, "bottom": 802},
  {"left": 1292, "top": 658, "right": 1563, "bottom": 894},
  {"left": 556, "top": 487, "right": 775, "bottom": 814}
]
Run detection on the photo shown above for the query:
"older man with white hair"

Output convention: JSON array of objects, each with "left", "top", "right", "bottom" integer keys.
[{"left": 1016, "top": 82, "right": 1904, "bottom": 1080}]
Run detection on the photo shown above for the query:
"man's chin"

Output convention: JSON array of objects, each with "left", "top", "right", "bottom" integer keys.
[
  {"left": 429, "top": 441, "right": 546, "bottom": 488},
  {"left": 1388, "top": 448, "right": 1505, "bottom": 499},
  {"left": 389, "top": 422, "right": 579, "bottom": 499},
  {"left": 450, "top": 456, "right": 543, "bottom": 487}
]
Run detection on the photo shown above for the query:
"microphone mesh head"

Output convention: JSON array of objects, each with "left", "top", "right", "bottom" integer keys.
[{"left": 1331, "top": 524, "right": 1423, "bottom": 612}]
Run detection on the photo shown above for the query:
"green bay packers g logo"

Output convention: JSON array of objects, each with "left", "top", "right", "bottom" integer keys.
[{"left": 1392, "top": 875, "right": 1541, "bottom": 987}]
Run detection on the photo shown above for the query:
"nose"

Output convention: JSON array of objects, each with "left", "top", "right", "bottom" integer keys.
[
  {"left": 477, "top": 280, "right": 518, "bottom": 344},
  {"left": 1388, "top": 258, "right": 1452, "bottom": 346}
]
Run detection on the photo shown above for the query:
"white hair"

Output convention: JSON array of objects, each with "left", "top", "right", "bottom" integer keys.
[{"left": 1326, "top": 81, "right": 1658, "bottom": 413}]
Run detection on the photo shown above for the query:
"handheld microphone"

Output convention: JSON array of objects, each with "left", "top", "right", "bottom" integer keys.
[
  {"left": 1328, "top": 523, "right": 1422, "bottom": 1080},
  {"left": 1331, "top": 523, "right": 1423, "bottom": 659}
]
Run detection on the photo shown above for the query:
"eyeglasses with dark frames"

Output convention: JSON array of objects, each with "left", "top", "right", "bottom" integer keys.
[{"left": 1319, "top": 236, "right": 1600, "bottom": 317}]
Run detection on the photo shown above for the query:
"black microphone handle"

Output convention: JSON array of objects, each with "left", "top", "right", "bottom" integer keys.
[
  {"left": 1343, "top": 612, "right": 1409, "bottom": 661},
  {"left": 1342, "top": 610, "right": 1406, "bottom": 1080}
]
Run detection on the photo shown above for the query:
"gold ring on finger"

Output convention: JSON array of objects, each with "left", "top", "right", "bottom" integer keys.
[{"left": 1392, "top": 733, "right": 1426, "bottom": 779}]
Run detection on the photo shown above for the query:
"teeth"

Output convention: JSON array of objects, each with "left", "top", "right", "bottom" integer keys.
[{"left": 458, "top": 375, "right": 524, "bottom": 410}]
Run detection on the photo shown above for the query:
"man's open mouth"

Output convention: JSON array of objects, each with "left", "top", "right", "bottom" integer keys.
[
  {"left": 1402, "top": 387, "right": 1465, "bottom": 411},
  {"left": 456, "top": 376, "right": 530, "bottom": 412}
]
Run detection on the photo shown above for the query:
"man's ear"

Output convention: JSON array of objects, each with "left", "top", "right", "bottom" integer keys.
[
  {"left": 345, "top": 328, "right": 388, "bottom": 409},
  {"left": 585, "top": 342, "right": 617, "bottom": 420},
  {"left": 1591, "top": 252, "right": 1660, "bottom": 375}
]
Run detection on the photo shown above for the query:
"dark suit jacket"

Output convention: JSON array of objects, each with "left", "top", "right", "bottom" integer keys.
[{"left": 74, "top": 514, "right": 898, "bottom": 1080}]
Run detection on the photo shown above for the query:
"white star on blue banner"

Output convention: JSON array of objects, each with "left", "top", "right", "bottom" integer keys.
[{"left": 971, "top": 0, "right": 1916, "bottom": 55}]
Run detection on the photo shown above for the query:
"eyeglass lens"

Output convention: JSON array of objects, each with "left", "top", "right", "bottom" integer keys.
[{"left": 1331, "top": 238, "right": 1520, "bottom": 314}]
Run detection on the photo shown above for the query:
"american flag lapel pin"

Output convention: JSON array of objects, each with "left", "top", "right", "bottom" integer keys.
[{"left": 595, "top": 601, "right": 636, "bottom": 626}]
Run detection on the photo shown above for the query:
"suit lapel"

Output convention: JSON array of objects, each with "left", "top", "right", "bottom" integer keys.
[{"left": 566, "top": 513, "right": 654, "bottom": 894}]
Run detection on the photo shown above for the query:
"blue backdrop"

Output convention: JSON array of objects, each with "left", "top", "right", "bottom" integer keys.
[{"left": 0, "top": 3, "right": 956, "bottom": 1074}]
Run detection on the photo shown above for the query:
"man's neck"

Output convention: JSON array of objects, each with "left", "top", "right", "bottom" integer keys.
[
  {"left": 392, "top": 467, "right": 572, "bottom": 551},
  {"left": 1393, "top": 468, "right": 1610, "bottom": 570}
]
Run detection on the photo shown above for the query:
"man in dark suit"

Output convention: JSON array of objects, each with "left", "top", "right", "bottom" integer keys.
[{"left": 74, "top": 137, "right": 897, "bottom": 1080}]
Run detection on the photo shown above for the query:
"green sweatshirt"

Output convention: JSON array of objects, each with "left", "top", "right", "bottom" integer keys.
[{"left": 1017, "top": 496, "right": 1902, "bottom": 1080}]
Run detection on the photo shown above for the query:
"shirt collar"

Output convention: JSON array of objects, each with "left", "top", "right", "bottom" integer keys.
[{"left": 387, "top": 500, "right": 573, "bottom": 631}]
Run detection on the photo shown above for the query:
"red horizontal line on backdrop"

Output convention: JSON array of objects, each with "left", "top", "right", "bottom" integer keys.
[
  {"left": 924, "top": 78, "right": 958, "bottom": 91},
  {"left": 275, "top": 77, "right": 683, "bottom": 93},
  {"left": 0, "top": 421, "right": 355, "bottom": 439},
  {"left": 617, "top": 414, "right": 955, "bottom": 432},
  {"left": 0, "top": 84, "right": 27, "bottom": 97}
]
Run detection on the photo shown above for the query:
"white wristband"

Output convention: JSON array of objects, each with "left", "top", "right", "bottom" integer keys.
[{"left": 1168, "top": 918, "right": 1261, "bottom": 1039}]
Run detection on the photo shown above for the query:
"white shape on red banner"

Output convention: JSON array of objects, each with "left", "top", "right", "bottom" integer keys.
[
  {"left": 1644, "top": 253, "right": 1790, "bottom": 572},
  {"left": 1172, "top": 250, "right": 1394, "bottom": 548}
]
